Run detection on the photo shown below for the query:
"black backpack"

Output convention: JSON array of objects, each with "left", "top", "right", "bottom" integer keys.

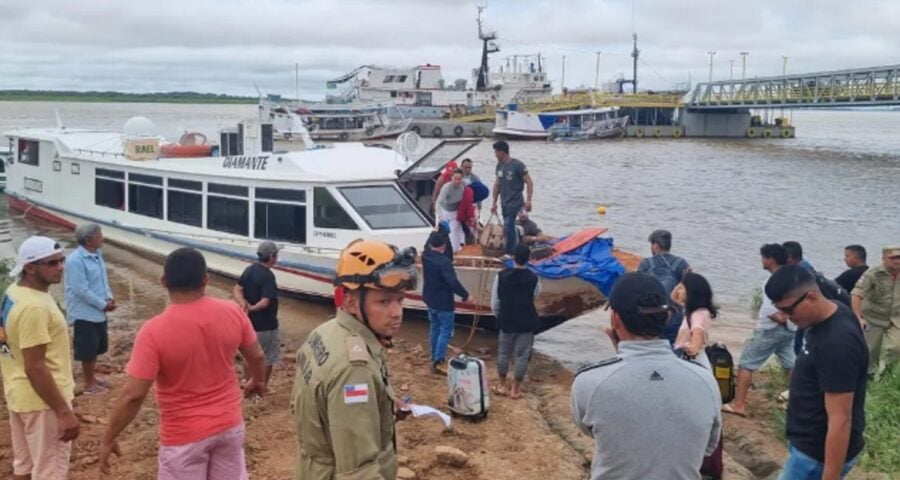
[
  {"left": 815, "top": 272, "right": 851, "bottom": 307},
  {"left": 705, "top": 343, "right": 736, "bottom": 404}
]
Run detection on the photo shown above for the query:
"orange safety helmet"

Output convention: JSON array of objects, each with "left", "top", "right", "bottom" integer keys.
[{"left": 334, "top": 239, "right": 418, "bottom": 291}]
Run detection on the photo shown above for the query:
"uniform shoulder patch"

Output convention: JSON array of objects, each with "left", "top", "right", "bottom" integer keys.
[
  {"left": 343, "top": 383, "right": 369, "bottom": 404},
  {"left": 346, "top": 336, "right": 369, "bottom": 364},
  {"left": 575, "top": 357, "right": 622, "bottom": 376}
]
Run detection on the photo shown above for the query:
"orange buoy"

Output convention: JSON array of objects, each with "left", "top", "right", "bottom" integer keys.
[{"left": 160, "top": 144, "right": 213, "bottom": 158}]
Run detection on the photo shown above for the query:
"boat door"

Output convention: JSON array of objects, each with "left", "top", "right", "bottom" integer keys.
[{"left": 396, "top": 138, "right": 480, "bottom": 221}]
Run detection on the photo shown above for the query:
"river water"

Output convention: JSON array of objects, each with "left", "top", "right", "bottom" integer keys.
[{"left": 2, "top": 101, "right": 898, "bottom": 368}]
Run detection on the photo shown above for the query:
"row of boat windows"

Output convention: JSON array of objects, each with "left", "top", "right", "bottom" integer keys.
[
  {"left": 382, "top": 75, "right": 408, "bottom": 83},
  {"left": 93, "top": 169, "right": 428, "bottom": 241}
]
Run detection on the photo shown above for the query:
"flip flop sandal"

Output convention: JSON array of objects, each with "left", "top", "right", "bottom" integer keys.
[
  {"left": 491, "top": 385, "right": 509, "bottom": 396},
  {"left": 721, "top": 404, "right": 747, "bottom": 418}
]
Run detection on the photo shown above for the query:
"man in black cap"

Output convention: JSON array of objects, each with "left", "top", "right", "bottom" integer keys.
[
  {"left": 233, "top": 241, "right": 282, "bottom": 390},
  {"left": 638, "top": 229, "right": 691, "bottom": 344},
  {"left": 767, "top": 265, "right": 867, "bottom": 480},
  {"left": 571, "top": 272, "right": 721, "bottom": 480}
]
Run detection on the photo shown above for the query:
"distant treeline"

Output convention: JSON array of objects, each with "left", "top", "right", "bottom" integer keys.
[{"left": 0, "top": 90, "right": 257, "bottom": 104}]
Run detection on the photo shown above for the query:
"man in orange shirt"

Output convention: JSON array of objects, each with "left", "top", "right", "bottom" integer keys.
[{"left": 99, "top": 247, "right": 266, "bottom": 479}]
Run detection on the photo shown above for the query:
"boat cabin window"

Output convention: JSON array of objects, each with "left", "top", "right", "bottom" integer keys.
[
  {"left": 95, "top": 168, "right": 125, "bottom": 210},
  {"left": 383, "top": 75, "right": 396, "bottom": 83},
  {"left": 339, "top": 185, "right": 428, "bottom": 229},
  {"left": 254, "top": 187, "right": 307, "bottom": 244},
  {"left": 17, "top": 139, "right": 39, "bottom": 166},
  {"left": 207, "top": 182, "right": 249, "bottom": 236},
  {"left": 128, "top": 173, "right": 163, "bottom": 219},
  {"left": 167, "top": 178, "right": 202, "bottom": 227},
  {"left": 397, "top": 75, "right": 408, "bottom": 83},
  {"left": 313, "top": 187, "right": 358, "bottom": 230}
]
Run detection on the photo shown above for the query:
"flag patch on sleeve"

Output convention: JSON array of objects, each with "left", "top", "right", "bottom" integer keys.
[{"left": 343, "top": 383, "right": 369, "bottom": 404}]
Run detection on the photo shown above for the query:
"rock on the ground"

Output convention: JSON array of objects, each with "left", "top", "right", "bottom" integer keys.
[
  {"left": 397, "top": 466, "right": 417, "bottom": 479},
  {"left": 435, "top": 445, "right": 469, "bottom": 467},
  {"left": 723, "top": 451, "right": 756, "bottom": 480},
  {"left": 397, "top": 455, "right": 409, "bottom": 466}
]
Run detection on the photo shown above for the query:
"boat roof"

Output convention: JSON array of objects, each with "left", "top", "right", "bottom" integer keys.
[
  {"left": 4, "top": 127, "right": 416, "bottom": 184},
  {"left": 502, "top": 106, "right": 619, "bottom": 116},
  {"left": 4, "top": 127, "right": 480, "bottom": 185}
]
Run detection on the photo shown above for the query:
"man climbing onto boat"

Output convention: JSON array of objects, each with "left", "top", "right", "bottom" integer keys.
[
  {"left": 491, "top": 140, "right": 534, "bottom": 255},
  {"left": 290, "top": 239, "right": 418, "bottom": 480}
]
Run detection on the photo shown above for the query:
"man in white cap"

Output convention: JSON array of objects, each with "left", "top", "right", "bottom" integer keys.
[
  {"left": 0, "top": 236, "right": 79, "bottom": 479},
  {"left": 233, "top": 240, "right": 282, "bottom": 390}
]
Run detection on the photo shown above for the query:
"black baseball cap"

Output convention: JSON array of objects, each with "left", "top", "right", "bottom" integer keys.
[{"left": 609, "top": 272, "right": 669, "bottom": 317}]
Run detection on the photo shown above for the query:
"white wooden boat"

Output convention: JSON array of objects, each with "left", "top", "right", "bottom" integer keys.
[
  {"left": 493, "top": 106, "right": 629, "bottom": 140},
  {"left": 3, "top": 118, "right": 622, "bottom": 331}
]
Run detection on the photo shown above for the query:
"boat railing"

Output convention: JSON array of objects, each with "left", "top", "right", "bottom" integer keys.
[{"left": 74, "top": 148, "right": 126, "bottom": 158}]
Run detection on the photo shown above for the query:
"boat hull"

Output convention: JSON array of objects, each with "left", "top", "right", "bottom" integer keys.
[{"left": 6, "top": 193, "right": 605, "bottom": 332}]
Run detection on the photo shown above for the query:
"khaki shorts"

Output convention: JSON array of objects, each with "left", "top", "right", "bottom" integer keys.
[
  {"left": 9, "top": 406, "right": 72, "bottom": 479},
  {"left": 257, "top": 329, "right": 282, "bottom": 366}
]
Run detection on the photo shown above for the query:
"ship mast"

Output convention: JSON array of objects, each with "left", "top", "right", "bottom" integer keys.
[{"left": 475, "top": 5, "right": 500, "bottom": 91}]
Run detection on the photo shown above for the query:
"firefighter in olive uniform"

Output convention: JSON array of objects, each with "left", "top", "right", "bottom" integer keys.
[{"left": 291, "top": 239, "right": 418, "bottom": 480}]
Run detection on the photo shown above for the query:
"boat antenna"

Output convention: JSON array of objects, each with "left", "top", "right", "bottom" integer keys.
[
  {"left": 54, "top": 109, "right": 64, "bottom": 130},
  {"left": 475, "top": 3, "right": 499, "bottom": 91},
  {"left": 253, "top": 82, "right": 263, "bottom": 100},
  {"left": 295, "top": 62, "right": 300, "bottom": 101}
]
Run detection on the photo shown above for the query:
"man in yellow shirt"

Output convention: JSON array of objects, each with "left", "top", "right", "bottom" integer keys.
[{"left": 0, "top": 236, "right": 79, "bottom": 480}]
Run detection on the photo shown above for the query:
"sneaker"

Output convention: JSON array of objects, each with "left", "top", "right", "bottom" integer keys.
[
  {"left": 432, "top": 361, "right": 447, "bottom": 375},
  {"left": 83, "top": 384, "right": 108, "bottom": 395}
]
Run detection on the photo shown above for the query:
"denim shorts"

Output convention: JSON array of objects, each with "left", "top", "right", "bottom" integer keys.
[
  {"left": 777, "top": 443, "right": 857, "bottom": 480},
  {"left": 738, "top": 327, "right": 796, "bottom": 371}
]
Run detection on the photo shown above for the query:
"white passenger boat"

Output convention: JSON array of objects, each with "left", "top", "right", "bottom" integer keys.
[
  {"left": 0, "top": 142, "right": 11, "bottom": 191},
  {"left": 3, "top": 118, "right": 627, "bottom": 331},
  {"left": 260, "top": 100, "right": 412, "bottom": 142},
  {"left": 493, "top": 106, "right": 629, "bottom": 140}
]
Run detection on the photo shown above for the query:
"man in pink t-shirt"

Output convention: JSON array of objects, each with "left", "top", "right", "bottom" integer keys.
[{"left": 98, "top": 247, "right": 266, "bottom": 479}]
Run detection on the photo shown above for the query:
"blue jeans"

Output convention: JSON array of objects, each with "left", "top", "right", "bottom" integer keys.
[
  {"left": 778, "top": 443, "right": 858, "bottom": 480},
  {"left": 502, "top": 214, "right": 518, "bottom": 254},
  {"left": 428, "top": 308, "right": 455, "bottom": 364}
]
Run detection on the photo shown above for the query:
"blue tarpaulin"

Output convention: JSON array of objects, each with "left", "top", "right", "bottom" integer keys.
[{"left": 526, "top": 237, "right": 626, "bottom": 297}]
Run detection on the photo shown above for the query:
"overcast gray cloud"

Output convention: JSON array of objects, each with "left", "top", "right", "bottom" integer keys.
[{"left": 1, "top": 0, "right": 898, "bottom": 97}]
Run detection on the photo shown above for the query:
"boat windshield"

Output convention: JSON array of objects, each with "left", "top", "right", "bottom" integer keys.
[{"left": 339, "top": 184, "right": 429, "bottom": 229}]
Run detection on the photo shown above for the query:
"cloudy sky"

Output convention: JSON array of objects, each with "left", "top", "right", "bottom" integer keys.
[{"left": 2, "top": 0, "right": 898, "bottom": 98}]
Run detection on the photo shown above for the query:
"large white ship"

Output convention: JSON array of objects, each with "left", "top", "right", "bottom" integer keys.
[{"left": 325, "top": 7, "right": 554, "bottom": 118}]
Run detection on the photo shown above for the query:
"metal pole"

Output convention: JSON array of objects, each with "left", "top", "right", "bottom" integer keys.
[
  {"left": 740, "top": 52, "right": 749, "bottom": 80},
  {"left": 594, "top": 51, "right": 601, "bottom": 92},
  {"left": 782, "top": 56, "right": 788, "bottom": 76},
  {"left": 295, "top": 63, "right": 300, "bottom": 101},
  {"left": 561, "top": 55, "right": 566, "bottom": 91},
  {"left": 729, "top": 60, "right": 734, "bottom": 80},
  {"left": 707, "top": 51, "right": 716, "bottom": 83}
]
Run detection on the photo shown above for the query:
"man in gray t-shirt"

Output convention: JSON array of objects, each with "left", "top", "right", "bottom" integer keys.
[
  {"left": 490, "top": 141, "right": 534, "bottom": 255},
  {"left": 571, "top": 272, "right": 721, "bottom": 480}
]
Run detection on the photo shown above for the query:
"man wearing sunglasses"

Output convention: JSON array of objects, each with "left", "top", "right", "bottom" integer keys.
[
  {"left": 766, "top": 265, "right": 867, "bottom": 480},
  {"left": 0, "top": 236, "right": 79, "bottom": 479},
  {"left": 291, "top": 239, "right": 417, "bottom": 480}
]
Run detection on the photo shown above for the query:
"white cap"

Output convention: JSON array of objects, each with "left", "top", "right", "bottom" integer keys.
[{"left": 11, "top": 236, "right": 65, "bottom": 277}]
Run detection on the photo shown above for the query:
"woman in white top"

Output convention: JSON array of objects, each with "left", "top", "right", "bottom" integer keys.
[
  {"left": 435, "top": 168, "right": 466, "bottom": 252},
  {"left": 672, "top": 272, "right": 719, "bottom": 370}
]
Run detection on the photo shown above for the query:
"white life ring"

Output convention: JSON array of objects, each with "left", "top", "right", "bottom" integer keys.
[{"left": 530, "top": 83, "right": 536, "bottom": 88}]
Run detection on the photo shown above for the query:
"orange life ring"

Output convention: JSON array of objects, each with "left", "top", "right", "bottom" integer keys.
[{"left": 160, "top": 144, "right": 213, "bottom": 158}]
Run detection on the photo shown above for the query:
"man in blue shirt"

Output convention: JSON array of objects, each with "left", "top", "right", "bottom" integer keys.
[{"left": 65, "top": 223, "right": 116, "bottom": 394}]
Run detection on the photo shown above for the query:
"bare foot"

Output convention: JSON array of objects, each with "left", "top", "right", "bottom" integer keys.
[{"left": 721, "top": 404, "right": 747, "bottom": 417}]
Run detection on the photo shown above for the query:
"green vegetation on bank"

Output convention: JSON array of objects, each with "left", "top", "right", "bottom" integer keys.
[
  {"left": 0, "top": 90, "right": 257, "bottom": 104},
  {"left": 861, "top": 365, "right": 900, "bottom": 473}
]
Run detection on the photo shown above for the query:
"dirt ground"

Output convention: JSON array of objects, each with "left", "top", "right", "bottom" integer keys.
[{"left": 0, "top": 241, "right": 890, "bottom": 479}]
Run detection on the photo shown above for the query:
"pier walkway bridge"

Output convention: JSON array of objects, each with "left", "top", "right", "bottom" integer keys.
[{"left": 684, "top": 64, "right": 900, "bottom": 110}]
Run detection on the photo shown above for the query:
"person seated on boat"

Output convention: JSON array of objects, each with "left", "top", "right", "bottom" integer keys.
[
  {"left": 516, "top": 210, "right": 555, "bottom": 246},
  {"left": 435, "top": 168, "right": 468, "bottom": 252}
]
